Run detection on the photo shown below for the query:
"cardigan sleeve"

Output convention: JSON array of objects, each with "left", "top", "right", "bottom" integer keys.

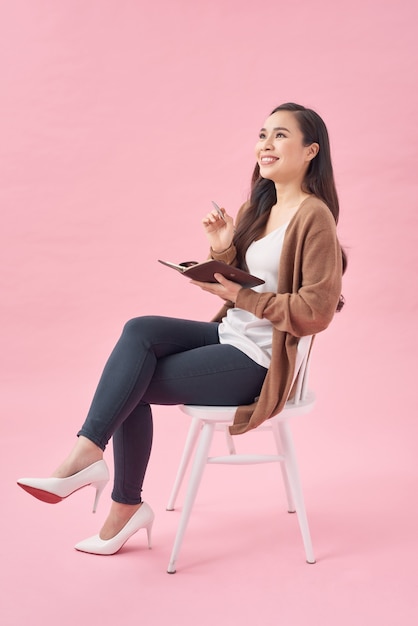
[
  {"left": 234, "top": 205, "right": 342, "bottom": 337},
  {"left": 209, "top": 243, "right": 238, "bottom": 265}
]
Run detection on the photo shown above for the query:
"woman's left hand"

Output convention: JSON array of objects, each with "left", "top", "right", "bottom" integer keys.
[{"left": 190, "top": 273, "right": 242, "bottom": 303}]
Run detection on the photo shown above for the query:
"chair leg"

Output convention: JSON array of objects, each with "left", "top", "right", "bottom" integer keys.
[
  {"left": 278, "top": 421, "right": 316, "bottom": 564},
  {"left": 271, "top": 422, "right": 296, "bottom": 513},
  {"left": 166, "top": 417, "right": 201, "bottom": 511},
  {"left": 167, "top": 421, "right": 216, "bottom": 573},
  {"left": 224, "top": 426, "right": 237, "bottom": 455}
]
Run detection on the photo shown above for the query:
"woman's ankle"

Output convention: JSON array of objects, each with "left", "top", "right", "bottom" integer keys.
[{"left": 99, "top": 502, "right": 142, "bottom": 540}]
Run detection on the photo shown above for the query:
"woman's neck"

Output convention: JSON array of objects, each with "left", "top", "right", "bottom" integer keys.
[
  {"left": 263, "top": 189, "right": 310, "bottom": 235},
  {"left": 274, "top": 183, "right": 310, "bottom": 211}
]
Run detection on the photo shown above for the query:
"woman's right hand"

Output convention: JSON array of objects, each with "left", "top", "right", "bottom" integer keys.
[{"left": 202, "top": 206, "right": 235, "bottom": 253}]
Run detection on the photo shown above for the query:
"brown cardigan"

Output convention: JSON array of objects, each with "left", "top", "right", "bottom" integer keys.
[{"left": 210, "top": 196, "right": 343, "bottom": 435}]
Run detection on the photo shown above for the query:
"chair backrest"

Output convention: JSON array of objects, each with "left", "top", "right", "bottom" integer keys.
[{"left": 288, "top": 335, "right": 313, "bottom": 406}]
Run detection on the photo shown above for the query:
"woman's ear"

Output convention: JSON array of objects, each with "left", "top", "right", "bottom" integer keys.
[{"left": 306, "top": 142, "right": 320, "bottom": 160}]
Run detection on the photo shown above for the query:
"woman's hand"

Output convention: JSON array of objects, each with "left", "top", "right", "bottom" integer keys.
[
  {"left": 189, "top": 273, "right": 242, "bottom": 303},
  {"left": 202, "top": 206, "right": 235, "bottom": 253}
]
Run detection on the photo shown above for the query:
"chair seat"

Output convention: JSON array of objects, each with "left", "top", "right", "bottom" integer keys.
[{"left": 180, "top": 389, "right": 316, "bottom": 423}]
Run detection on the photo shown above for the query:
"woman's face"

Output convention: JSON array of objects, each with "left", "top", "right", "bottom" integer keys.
[{"left": 255, "top": 111, "right": 318, "bottom": 184}]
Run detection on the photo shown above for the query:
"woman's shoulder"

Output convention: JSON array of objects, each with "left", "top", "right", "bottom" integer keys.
[{"left": 293, "top": 195, "right": 336, "bottom": 228}]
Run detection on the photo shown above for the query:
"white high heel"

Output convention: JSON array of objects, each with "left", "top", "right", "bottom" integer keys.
[
  {"left": 17, "top": 460, "right": 109, "bottom": 513},
  {"left": 74, "top": 502, "right": 155, "bottom": 555}
]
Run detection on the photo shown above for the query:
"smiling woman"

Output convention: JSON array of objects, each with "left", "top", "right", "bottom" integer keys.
[
  {"left": 17, "top": 102, "right": 346, "bottom": 559},
  {"left": 234, "top": 102, "right": 346, "bottom": 275},
  {"left": 257, "top": 115, "right": 318, "bottom": 184},
  {"left": 254, "top": 112, "right": 319, "bottom": 231}
]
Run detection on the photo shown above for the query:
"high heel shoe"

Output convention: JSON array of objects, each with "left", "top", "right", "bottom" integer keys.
[
  {"left": 17, "top": 460, "right": 109, "bottom": 513},
  {"left": 74, "top": 502, "right": 154, "bottom": 555}
]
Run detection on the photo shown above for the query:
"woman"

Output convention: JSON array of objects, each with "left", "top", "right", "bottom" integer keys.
[{"left": 17, "top": 103, "right": 345, "bottom": 555}]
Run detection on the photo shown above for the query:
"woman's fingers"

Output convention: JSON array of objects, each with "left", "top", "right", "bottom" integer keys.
[{"left": 203, "top": 210, "right": 225, "bottom": 226}]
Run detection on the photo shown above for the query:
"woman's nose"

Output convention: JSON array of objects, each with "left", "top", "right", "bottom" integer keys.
[{"left": 261, "top": 135, "right": 273, "bottom": 149}]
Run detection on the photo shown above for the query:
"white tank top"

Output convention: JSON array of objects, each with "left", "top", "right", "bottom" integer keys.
[{"left": 218, "top": 222, "right": 288, "bottom": 368}]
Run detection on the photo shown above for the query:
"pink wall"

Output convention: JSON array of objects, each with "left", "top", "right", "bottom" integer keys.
[
  {"left": 1, "top": 0, "right": 416, "bottom": 378},
  {"left": 1, "top": 1, "right": 417, "bottom": 624}
]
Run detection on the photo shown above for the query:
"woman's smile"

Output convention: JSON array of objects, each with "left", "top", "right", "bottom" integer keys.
[{"left": 260, "top": 155, "right": 279, "bottom": 164}]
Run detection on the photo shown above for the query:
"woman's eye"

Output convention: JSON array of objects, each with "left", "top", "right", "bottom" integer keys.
[
  {"left": 276, "top": 132, "right": 285, "bottom": 138},
  {"left": 258, "top": 133, "right": 266, "bottom": 139}
]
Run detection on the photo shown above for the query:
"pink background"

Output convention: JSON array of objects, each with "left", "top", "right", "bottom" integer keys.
[{"left": 1, "top": 1, "right": 417, "bottom": 624}]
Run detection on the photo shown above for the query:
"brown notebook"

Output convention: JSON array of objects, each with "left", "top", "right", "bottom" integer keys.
[{"left": 158, "top": 259, "right": 265, "bottom": 288}]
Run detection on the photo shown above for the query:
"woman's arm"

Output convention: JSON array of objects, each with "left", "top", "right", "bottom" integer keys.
[
  {"left": 202, "top": 205, "right": 235, "bottom": 256},
  {"left": 205, "top": 202, "right": 249, "bottom": 265},
  {"left": 192, "top": 203, "right": 249, "bottom": 308}
]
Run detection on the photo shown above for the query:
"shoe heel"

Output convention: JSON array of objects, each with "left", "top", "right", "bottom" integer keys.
[
  {"left": 146, "top": 520, "right": 154, "bottom": 549},
  {"left": 92, "top": 479, "right": 108, "bottom": 514}
]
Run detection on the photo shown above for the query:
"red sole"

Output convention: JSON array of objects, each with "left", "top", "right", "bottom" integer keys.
[{"left": 17, "top": 484, "right": 63, "bottom": 504}]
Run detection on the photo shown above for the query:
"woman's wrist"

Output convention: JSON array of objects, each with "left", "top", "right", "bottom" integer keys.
[
  {"left": 210, "top": 242, "right": 237, "bottom": 265},
  {"left": 211, "top": 243, "right": 233, "bottom": 255}
]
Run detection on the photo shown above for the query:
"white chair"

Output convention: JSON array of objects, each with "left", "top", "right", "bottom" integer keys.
[{"left": 166, "top": 335, "right": 316, "bottom": 573}]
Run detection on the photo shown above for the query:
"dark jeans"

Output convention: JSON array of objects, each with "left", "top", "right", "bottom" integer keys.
[{"left": 78, "top": 316, "right": 267, "bottom": 504}]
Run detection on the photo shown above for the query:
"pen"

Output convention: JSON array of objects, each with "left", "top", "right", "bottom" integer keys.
[{"left": 211, "top": 200, "right": 226, "bottom": 222}]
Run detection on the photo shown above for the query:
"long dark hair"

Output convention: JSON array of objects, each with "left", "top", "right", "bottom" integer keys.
[{"left": 234, "top": 103, "right": 347, "bottom": 276}]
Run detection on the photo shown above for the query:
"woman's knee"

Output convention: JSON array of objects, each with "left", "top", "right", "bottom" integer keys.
[{"left": 122, "top": 315, "right": 163, "bottom": 338}]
